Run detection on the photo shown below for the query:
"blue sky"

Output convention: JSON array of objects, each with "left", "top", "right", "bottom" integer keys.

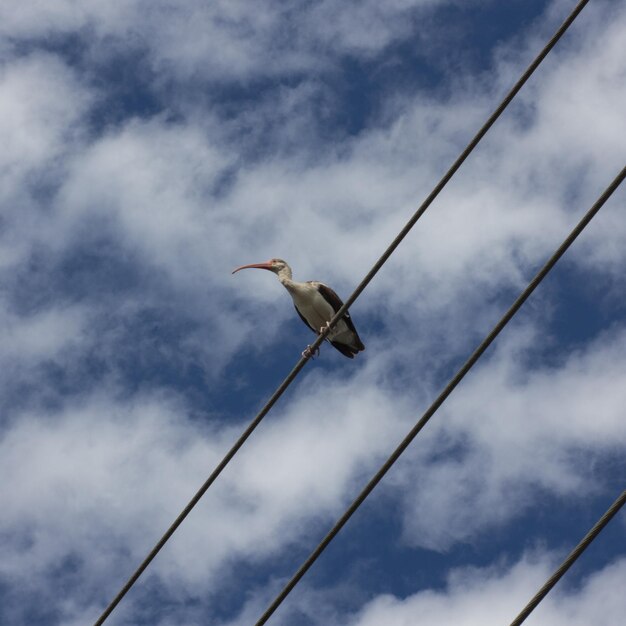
[{"left": 0, "top": 1, "right": 625, "bottom": 625}]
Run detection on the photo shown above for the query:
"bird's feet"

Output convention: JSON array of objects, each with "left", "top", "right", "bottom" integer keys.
[
  {"left": 302, "top": 345, "right": 320, "bottom": 359},
  {"left": 319, "top": 321, "right": 332, "bottom": 335}
]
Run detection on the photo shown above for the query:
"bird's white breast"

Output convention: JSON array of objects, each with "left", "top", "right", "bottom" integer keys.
[{"left": 287, "top": 282, "right": 350, "bottom": 339}]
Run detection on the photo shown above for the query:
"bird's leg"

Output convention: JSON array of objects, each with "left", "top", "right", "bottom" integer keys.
[
  {"left": 302, "top": 344, "right": 320, "bottom": 359},
  {"left": 319, "top": 321, "right": 332, "bottom": 335}
]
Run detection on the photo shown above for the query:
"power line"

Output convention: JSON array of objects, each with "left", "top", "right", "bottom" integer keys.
[
  {"left": 509, "top": 489, "right": 626, "bottom": 626},
  {"left": 93, "top": 1, "right": 592, "bottom": 623},
  {"left": 253, "top": 166, "right": 626, "bottom": 625}
]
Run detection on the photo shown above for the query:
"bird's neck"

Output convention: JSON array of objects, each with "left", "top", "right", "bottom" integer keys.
[
  {"left": 279, "top": 277, "right": 295, "bottom": 292},
  {"left": 279, "top": 271, "right": 303, "bottom": 296},
  {"left": 277, "top": 266, "right": 293, "bottom": 282}
]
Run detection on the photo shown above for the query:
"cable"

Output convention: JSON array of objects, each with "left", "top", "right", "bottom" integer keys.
[
  {"left": 93, "top": 1, "right": 592, "bottom": 623},
  {"left": 509, "top": 489, "right": 626, "bottom": 626},
  {"left": 254, "top": 166, "right": 626, "bottom": 625}
]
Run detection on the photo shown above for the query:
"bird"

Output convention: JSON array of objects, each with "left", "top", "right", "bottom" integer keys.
[{"left": 232, "top": 258, "right": 365, "bottom": 359}]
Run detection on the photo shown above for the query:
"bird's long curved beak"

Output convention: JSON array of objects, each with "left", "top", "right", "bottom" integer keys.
[{"left": 232, "top": 261, "right": 274, "bottom": 274}]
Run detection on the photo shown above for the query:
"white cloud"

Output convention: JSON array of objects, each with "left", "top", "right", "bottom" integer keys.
[
  {"left": 3, "top": 0, "right": 624, "bottom": 343},
  {"left": 1, "top": 319, "right": 623, "bottom": 622},
  {"left": 0, "top": 54, "right": 88, "bottom": 176},
  {"left": 0, "top": 0, "right": 625, "bottom": 624},
  {"left": 0, "top": 53, "right": 91, "bottom": 269},
  {"left": 348, "top": 554, "right": 626, "bottom": 626},
  {"left": 58, "top": 117, "right": 235, "bottom": 281},
  {"left": 0, "top": 368, "right": 410, "bottom": 622},
  {"left": 396, "top": 324, "right": 626, "bottom": 551},
  {"left": 0, "top": 304, "right": 87, "bottom": 362},
  {"left": 0, "top": 0, "right": 477, "bottom": 80}
]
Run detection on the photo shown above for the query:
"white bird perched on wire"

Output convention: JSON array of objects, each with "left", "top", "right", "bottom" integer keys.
[{"left": 232, "top": 258, "right": 365, "bottom": 359}]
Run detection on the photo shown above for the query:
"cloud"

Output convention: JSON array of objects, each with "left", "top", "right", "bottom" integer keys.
[
  {"left": 394, "top": 324, "right": 626, "bottom": 551},
  {"left": 4, "top": 0, "right": 624, "bottom": 339},
  {"left": 0, "top": 0, "right": 625, "bottom": 624},
  {"left": 0, "top": 370, "right": 410, "bottom": 623},
  {"left": 0, "top": 53, "right": 92, "bottom": 268},
  {"left": 1, "top": 319, "right": 623, "bottom": 622},
  {"left": 348, "top": 554, "right": 626, "bottom": 626},
  {"left": 0, "top": 305, "right": 87, "bottom": 362},
  {"left": 0, "top": 0, "right": 479, "bottom": 80},
  {"left": 0, "top": 54, "right": 89, "bottom": 175}
]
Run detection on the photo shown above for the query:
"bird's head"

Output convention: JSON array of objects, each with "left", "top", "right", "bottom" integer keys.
[{"left": 232, "top": 258, "right": 291, "bottom": 278}]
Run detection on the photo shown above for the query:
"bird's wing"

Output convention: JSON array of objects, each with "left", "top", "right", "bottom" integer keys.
[
  {"left": 316, "top": 283, "right": 360, "bottom": 336},
  {"left": 328, "top": 340, "right": 356, "bottom": 358}
]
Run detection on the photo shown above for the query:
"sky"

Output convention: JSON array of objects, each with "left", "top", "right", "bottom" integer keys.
[{"left": 0, "top": 0, "right": 625, "bottom": 625}]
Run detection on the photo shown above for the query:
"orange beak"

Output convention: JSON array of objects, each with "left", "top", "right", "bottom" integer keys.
[{"left": 232, "top": 261, "right": 275, "bottom": 274}]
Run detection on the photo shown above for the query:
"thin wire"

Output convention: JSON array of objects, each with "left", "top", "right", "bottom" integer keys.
[
  {"left": 93, "top": 1, "right": 591, "bottom": 623},
  {"left": 509, "top": 490, "right": 626, "bottom": 626},
  {"left": 254, "top": 166, "right": 626, "bottom": 625}
]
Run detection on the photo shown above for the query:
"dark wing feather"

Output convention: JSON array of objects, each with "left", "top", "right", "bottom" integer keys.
[
  {"left": 316, "top": 284, "right": 357, "bottom": 333},
  {"left": 315, "top": 283, "right": 343, "bottom": 313},
  {"left": 316, "top": 283, "right": 365, "bottom": 352},
  {"left": 329, "top": 341, "right": 356, "bottom": 358}
]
